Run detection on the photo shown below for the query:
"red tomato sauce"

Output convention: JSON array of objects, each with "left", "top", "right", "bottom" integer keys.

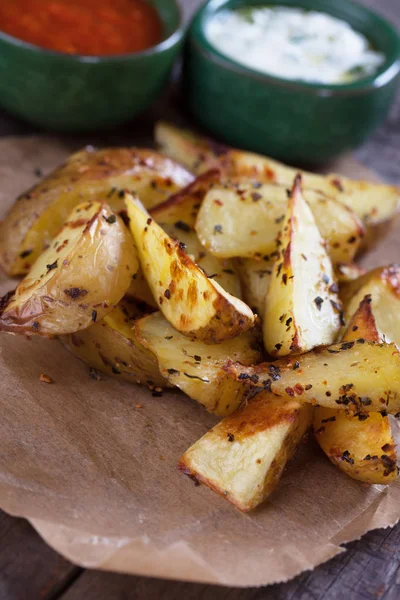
[{"left": 0, "top": 0, "right": 163, "bottom": 56}]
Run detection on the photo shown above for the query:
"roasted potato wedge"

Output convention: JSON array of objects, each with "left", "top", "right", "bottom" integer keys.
[
  {"left": 234, "top": 257, "right": 273, "bottom": 318},
  {"left": 225, "top": 340, "right": 400, "bottom": 415},
  {"left": 313, "top": 410, "right": 398, "bottom": 484},
  {"left": 0, "top": 147, "right": 193, "bottom": 276},
  {"left": 179, "top": 391, "right": 312, "bottom": 511},
  {"left": 61, "top": 298, "right": 167, "bottom": 387},
  {"left": 340, "top": 266, "right": 400, "bottom": 343},
  {"left": 150, "top": 172, "right": 242, "bottom": 298},
  {"left": 135, "top": 311, "right": 261, "bottom": 415},
  {"left": 125, "top": 194, "right": 255, "bottom": 343},
  {"left": 156, "top": 122, "right": 400, "bottom": 238},
  {"left": 195, "top": 181, "right": 365, "bottom": 264},
  {"left": 313, "top": 295, "right": 397, "bottom": 484},
  {"left": 263, "top": 176, "right": 341, "bottom": 356},
  {"left": 0, "top": 201, "right": 138, "bottom": 336}
]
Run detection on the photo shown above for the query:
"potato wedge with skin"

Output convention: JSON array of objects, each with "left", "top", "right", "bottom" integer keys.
[
  {"left": 61, "top": 298, "right": 167, "bottom": 387},
  {"left": 0, "top": 201, "right": 138, "bottom": 336},
  {"left": 178, "top": 392, "right": 312, "bottom": 511},
  {"left": 263, "top": 175, "right": 341, "bottom": 356},
  {"left": 340, "top": 266, "right": 400, "bottom": 343},
  {"left": 234, "top": 257, "right": 273, "bottom": 318},
  {"left": 125, "top": 194, "right": 255, "bottom": 344},
  {"left": 150, "top": 172, "right": 242, "bottom": 298},
  {"left": 0, "top": 147, "right": 193, "bottom": 276},
  {"left": 225, "top": 340, "right": 400, "bottom": 415},
  {"left": 313, "top": 296, "right": 398, "bottom": 484},
  {"left": 135, "top": 311, "right": 261, "bottom": 415},
  {"left": 195, "top": 182, "right": 365, "bottom": 264},
  {"left": 155, "top": 122, "right": 400, "bottom": 235}
]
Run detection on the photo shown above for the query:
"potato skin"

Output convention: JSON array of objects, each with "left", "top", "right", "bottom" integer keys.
[
  {"left": 61, "top": 299, "right": 168, "bottom": 388},
  {"left": 0, "top": 147, "right": 193, "bottom": 276},
  {"left": 0, "top": 201, "right": 138, "bottom": 336}
]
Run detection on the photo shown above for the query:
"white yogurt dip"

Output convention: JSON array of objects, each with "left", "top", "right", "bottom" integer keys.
[{"left": 206, "top": 6, "right": 385, "bottom": 84}]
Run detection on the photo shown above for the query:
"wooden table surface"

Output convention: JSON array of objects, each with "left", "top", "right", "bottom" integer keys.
[{"left": 1, "top": 1, "right": 399, "bottom": 599}]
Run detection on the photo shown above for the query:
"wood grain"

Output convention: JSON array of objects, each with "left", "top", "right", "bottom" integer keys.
[{"left": 0, "top": 1, "right": 399, "bottom": 599}]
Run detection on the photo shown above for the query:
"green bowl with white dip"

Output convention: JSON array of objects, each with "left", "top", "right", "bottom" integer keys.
[{"left": 185, "top": 0, "right": 400, "bottom": 164}]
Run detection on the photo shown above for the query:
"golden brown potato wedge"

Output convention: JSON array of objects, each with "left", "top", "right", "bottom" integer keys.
[
  {"left": 263, "top": 176, "right": 341, "bottom": 356},
  {"left": 234, "top": 257, "right": 273, "bottom": 318},
  {"left": 0, "top": 147, "right": 193, "bottom": 276},
  {"left": 195, "top": 181, "right": 365, "bottom": 264},
  {"left": 125, "top": 194, "right": 255, "bottom": 343},
  {"left": 0, "top": 201, "right": 138, "bottom": 336},
  {"left": 225, "top": 340, "right": 400, "bottom": 415},
  {"left": 135, "top": 311, "right": 261, "bottom": 415},
  {"left": 178, "top": 391, "right": 312, "bottom": 511},
  {"left": 150, "top": 172, "right": 242, "bottom": 298},
  {"left": 155, "top": 122, "right": 400, "bottom": 238},
  {"left": 313, "top": 295, "right": 397, "bottom": 484},
  {"left": 61, "top": 298, "right": 167, "bottom": 387},
  {"left": 313, "top": 409, "right": 398, "bottom": 484}
]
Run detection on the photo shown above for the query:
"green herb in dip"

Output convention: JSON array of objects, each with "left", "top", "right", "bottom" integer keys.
[{"left": 206, "top": 6, "right": 385, "bottom": 84}]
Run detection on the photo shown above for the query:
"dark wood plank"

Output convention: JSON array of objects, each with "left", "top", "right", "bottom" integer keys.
[{"left": 0, "top": 511, "right": 81, "bottom": 600}]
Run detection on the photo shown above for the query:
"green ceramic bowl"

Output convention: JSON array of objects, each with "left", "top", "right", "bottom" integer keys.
[
  {"left": 185, "top": 0, "right": 400, "bottom": 164},
  {"left": 0, "top": 0, "right": 184, "bottom": 132}
]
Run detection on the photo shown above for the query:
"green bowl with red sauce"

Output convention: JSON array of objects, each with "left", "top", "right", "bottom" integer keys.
[{"left": 0, "top": 0, "right": 184, "bottom": 131}]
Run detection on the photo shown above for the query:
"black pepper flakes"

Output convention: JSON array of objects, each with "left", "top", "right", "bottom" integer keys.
[
  {"left": 251, "top": 192, "right": 262, "bottom": 202},
  {"left": 329, "top": 283, "right": 339, "bottom": 294},
  {"left": 20, "top": 249, "right": 33, "bottom": 258},
  {"left": 293, "top": 361, "right": 300, "bottom": 370},
  {"left": 227, "top": 433, "right": 235, "bottom": 442},
  {"left": 214, "top": 224, "right": 223, "bottom": 234},
  {"left": 91, "top": 310, "right": 97, "bottom": 322},
  {"left": 164, "top": 289, "right": 171, "bottom": 299},
  {"left": 174, "top": 220, "right": 191, "bottom": 232},
  {"left": 104, "top": 214, "right": 117, "bottom": 224},
  {"left": 64, "top": 288, "right": 88, "bottom": 300},
  {"left": 322, "top": 274, "right": 330, "bottom": 285},
  {"left": 342, "top": 450, "right": 354, "bottom": 465},
  {"left": 167, "top": 368, "right": 180, "bottom": 375},
  {"left": 46, "top": 259, "right": 58, "bottom": 272},
  {"left": 238, "top": 373, "right": 250, "bottom": 380},
  {"left": 314, "top": 296, "right": 324, "bottom": 311}
]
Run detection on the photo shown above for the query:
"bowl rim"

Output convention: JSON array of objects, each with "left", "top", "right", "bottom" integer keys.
[
  {"left": 0, "top": 0, "right": 184, "bottom": 62},
  {"left": 191, "top": 0, "right": 400, "bottom": 93}
]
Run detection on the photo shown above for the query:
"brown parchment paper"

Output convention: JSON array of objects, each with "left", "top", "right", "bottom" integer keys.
[{"left": 0, "top": 136, "right": 399, "bottom": 588}]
